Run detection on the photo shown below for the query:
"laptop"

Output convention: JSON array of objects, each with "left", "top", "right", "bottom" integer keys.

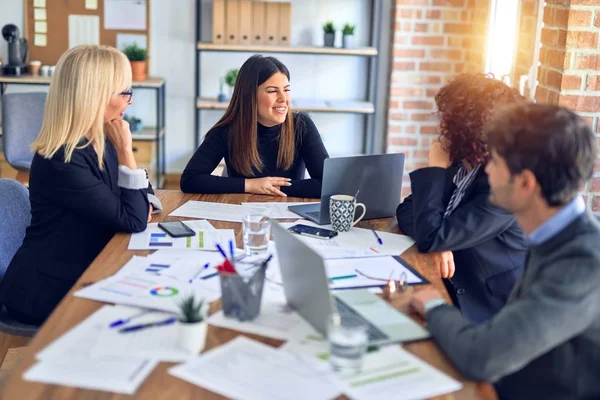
[
  {"left": 272, "top": 222, "right": 430, "bottom": 346},
  {"left": 288, "top": 153, "right": 405, "bottom": 225}
]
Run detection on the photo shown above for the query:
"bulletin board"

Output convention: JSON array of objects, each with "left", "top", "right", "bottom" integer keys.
[{"left": 23, "top": 0, "right": 150, "bottom": 67}]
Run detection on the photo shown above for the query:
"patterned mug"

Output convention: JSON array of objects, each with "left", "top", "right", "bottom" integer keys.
[{"left": 329, "top": 195, "right": 367, "bottom": 232}]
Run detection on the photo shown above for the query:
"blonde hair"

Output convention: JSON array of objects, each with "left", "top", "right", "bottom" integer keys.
[{"left": 32, "top": 45, "right": 132, "bottom": 168}]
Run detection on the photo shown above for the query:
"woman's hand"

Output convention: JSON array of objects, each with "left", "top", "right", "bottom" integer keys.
[
  {"left": 428, "top": 140, "right": 452, "bottom": 168},
  {"left": 104, "top": 119, "right": 136, "bottom": 169},
  {"left": 429, "top": 250, "right": 455, "bottom": 279},
  {"left": 148, "top": 205, "right": 153, "bottom": 222},
  {"left": 245, "top": 177, "right": 292, "bottom": 197}
]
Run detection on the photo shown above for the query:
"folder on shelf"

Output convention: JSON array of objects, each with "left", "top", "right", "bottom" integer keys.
[
  {"left": 239, "top": 0, "right": 252, "bottom": 45},
  {"left": 212, "top": 0, "right": 226, "bottom": 44},
  {"left": 278, "top": 2, "right": 291, "bottom": 46},
  {"left": 251, "top": 1, "right": 265, "bottom": 45},
  {"left": 225, "top": 0, "right": 240, "bottom": 44},
  {"left": 265, "top": 2, "right": 280, "bottom": 46}
]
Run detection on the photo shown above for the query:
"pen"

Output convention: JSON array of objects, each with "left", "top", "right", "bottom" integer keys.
[
  {"left": 109, "top": 310, "right": 149, "bottom": 328},
  {"left": 215, "top": 243, "right": 228, "bottom": 260},
  {"left": 229, "top": 240, "right": 235, "bottom": 260},
  {"left": 201, "top": 271, "right": 219, "bottom": 280},
  {"left": 188, "top": 263, "right": 210, "bottom": 283},
  {"left": 118, "top": 317, "right": 176, "bottom": 333},
  {"left": 329, "top": 274, "right": 358, "bottom": 281},
  {"left": 372, "top": 229, "right": 383, "bottom": 245}
]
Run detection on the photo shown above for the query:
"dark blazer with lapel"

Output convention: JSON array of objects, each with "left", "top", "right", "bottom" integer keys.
[
  {"left": 0, "top": 141, "right": 150, "bottom": 323},
  {"left": 397, "top": 164, "right": 527, "bottom": 322}
]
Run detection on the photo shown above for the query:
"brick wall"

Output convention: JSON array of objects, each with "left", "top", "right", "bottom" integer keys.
[
  {"left": 387, "top": 0, "right": 490, "bottom": 198},
  {"left": 531, "top": 0, "right": 600, "bottom": 211},
  {"left": 514, "top": 0, "right": 540, "bottom": 92}
]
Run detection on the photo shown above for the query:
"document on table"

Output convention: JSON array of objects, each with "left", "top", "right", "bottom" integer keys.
[
  {"left": 128, "top": 223, "right": 234, "bottom": 251},
  {"left": 326, "top": 256, "right": 425, "bottom": 290},
  {"left": 37, "top": 305, "right": 193, "bottom": 363},
  {"left": 169, "top": 201, "right": 267, "bottom": 222},
  {"left": 74, "top": 272, "right": 221, "bottom": 313},
  {"left": 169, "top": 336, "right": 340, "bottom": 400},
  {"left": 332, "top": 346, "right": 462, "bottom": 400},
  {"left": 241, "top": 202, "right": 319, "bottom": 219}
]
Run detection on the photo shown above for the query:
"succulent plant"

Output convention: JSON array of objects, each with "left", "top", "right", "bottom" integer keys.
[
  {"left": 323, "top": 21, "right": 336, "bottom": 34},
  {"left": 177, "top": 294, "right": 205, "bottom": 324},
  {"left": 122, "top": 43, "right": 148, "bottom": 61},
  {"left": 342, "top": 23, "right": 356, "bottom": 35}
]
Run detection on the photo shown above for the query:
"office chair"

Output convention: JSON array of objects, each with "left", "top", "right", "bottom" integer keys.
[
  {"left": 0, "top": 179, "right": 38, "bottom": 354},
  {"left": 1, "top": 92, "right": 46, "bottom": 183}
]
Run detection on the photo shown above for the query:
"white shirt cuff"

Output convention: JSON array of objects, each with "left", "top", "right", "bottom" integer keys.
[
  {"left": 117, "top": 165, "right": 148, "bottom": 190},
  {"left": 148, "top": 193, "right": 163, "bottom": 213}
]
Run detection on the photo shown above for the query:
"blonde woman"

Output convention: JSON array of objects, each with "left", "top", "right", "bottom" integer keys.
[{"left": 0, "top": 45, "right": 161, "bottom": 325}]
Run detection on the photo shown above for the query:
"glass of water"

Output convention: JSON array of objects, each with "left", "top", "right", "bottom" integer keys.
[
  {"left": 328, "top": 313, "right": 368, "bottom": 375},
  {"left": 242, "top": 214, "right": 270, "bottom": 255}
]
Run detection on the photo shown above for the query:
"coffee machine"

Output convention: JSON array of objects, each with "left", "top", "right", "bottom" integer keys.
[{"left": 2, "top": 24, "right": 28, "bottom": 76}]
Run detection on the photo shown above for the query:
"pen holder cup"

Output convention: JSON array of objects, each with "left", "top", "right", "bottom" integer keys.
[{"left": 219, "top": 266, "right": 266, "bottom": 322}]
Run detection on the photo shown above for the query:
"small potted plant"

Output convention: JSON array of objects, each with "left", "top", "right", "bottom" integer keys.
[
  {"left": 122, "top": 43, "right": 148, "bottom": 81},
  {"left": 342, "top": 23, "right": 356, "bottom": 49},
  {"left": 123, "top": 114, "right": 143, "bottom": 133},
  {"left": 177, "top": 294, "right": 208, "bottom": 354},
  {"left": 323, "top": 21, "right": 336, "bottom": 47},
  {"left": 224, "top": 68, "right": 239, "bottom": 98},
  {"left": 217, "top": 77, "right": 227, "bottom": 103}
]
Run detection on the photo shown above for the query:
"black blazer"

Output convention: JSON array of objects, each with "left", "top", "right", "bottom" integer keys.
[
  {"left": 0, "top": 141, "right": 150, "bottom": 324},
  {"left": 397, "top": 165, "right": 527, "bottom": 323}
]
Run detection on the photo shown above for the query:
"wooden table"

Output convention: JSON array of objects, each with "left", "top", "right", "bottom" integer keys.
[{"left": 1, "top": 191, "right": 493, "bottom": 399}]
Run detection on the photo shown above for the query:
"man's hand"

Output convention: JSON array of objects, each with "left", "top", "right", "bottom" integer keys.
[
  {"left": 429, "top": 251, "right": 455, "bottom": 279},
  {"left": 409, "top": 289, "right": 445, "bottom": 319},
  {"left": 428, "top": 140, "right": 452, "bottom": 168}
]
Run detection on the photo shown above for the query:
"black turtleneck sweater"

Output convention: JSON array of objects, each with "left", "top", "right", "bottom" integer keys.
[{"left": 180, "top": 112, "right": 329, "bottom": 198}]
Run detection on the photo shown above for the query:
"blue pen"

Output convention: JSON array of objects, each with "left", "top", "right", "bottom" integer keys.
[
  {"left": 109, "top": 310, "right": 149, "bottom": 328},
  {"left": 229, "top": 239, "right": 235, "bottom": 260},
  {"left": 201, "top": 271, "right": 219, "bottom": 280},
  {"left": 372, "top": 229, "right": 383, "bottom": 245},
  {"left": 188, "top": 263, "right": 210, "bottom": 283},
  {"left": 215, "top": 243, "right": 228, "bottom": 259},
  {"left": 118, "top": 317, "right": 176, "bottom": 333}
]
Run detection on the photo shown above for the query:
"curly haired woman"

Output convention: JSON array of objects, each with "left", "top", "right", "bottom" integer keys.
[{"left": 396, "top": 74, "right": 528, "bottom": 323}]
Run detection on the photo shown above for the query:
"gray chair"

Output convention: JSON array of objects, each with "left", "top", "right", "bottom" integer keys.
[
  {"left": 0, "top": 179, "right": 38, "bottom": 337},
  {"left": 1, "top": 92, "right": 46, "bottom": 173}
]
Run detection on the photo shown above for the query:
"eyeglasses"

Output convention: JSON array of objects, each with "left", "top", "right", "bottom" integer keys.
[
  {"left": 119, "top": 89, "right": 133, "bottom": 103},
  {"left": 354, "top": 268, "right": 409, "bottom": 294}
]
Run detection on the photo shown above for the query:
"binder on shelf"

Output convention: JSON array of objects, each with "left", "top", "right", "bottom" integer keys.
[
  {"left": 212, "top": 0, "right": 226, "bottom": 44},
  {"left": 278, "top": 2, "right": 291, "bottom": 46},
  {"left": 239, "top": 0, "right": 252, "bottom": 45},
  {"left": 264, "top": 2, "right": 280, "bottom": 46},
  {"left": 251, "top": 1, "right": 266, "bottom": 45},
  {"left": 225, "top": 0, "right": 240, "bottom": 44}
]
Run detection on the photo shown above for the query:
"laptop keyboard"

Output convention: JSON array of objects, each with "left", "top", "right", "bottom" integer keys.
[
  {"left": 305, "top": 211, "right": 321, "bottom": 220},
  {"left": 334, "top": 298, "right": 390, "bottom": 342}
]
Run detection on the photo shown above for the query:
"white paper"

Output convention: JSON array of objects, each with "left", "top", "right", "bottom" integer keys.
[
  {"left": 74, "top": 273, "right": 221, "bottom": 313},
  {"left": 169, "top": 201, "right": 269, "bottom": 222},
  {"left": 34, "top": 21, "right": 47, "bottom": 33},
  {"left": 23, "top": 357, "right": 156, "bottom": 395},
  {"left": 326, "top": 256, "right": 423, "bottom": 290},
  {"left": 333, "top": 346, "right": 462, "bottom": 400},
  {"left": 116, "top": 33, "right": 147, "bottom": 51},
  {"left": 169, "top": 337, "right": 340, "bottom": 400},
  {"left": 68, "top": 15, "right": 100, "bottom": 49},
  {"left": 241, "top": 202, "right": 319, "bottom": 219},
  {"left": 128, "top": 221, "right": 233, "bottom": 251},
  {"left": 207, "top": 301, "right": 318, "bottom": 342},
  {"left": 104, "top": 0, "right": 147, "bottom": 30},
  {"left": 33, "top": 8, "right": 46, "bottom": 21},
  {"left": 85, "top": 0, "right": 98, "bottom": 10},
  {"left": 33, "top": 34, "right": 46, "bottom": 47},
  {"left": 33, "top": 0, "right": 45, "bottom": 7}
]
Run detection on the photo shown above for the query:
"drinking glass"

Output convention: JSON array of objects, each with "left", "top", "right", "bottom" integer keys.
[
  {"left": 328, "top": 313, "right": 368, "bottom": 375},
  {"left": 242, "top": 214, "right": 270, "bottom": 255}
]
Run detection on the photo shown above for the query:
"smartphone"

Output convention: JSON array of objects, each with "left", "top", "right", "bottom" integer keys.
[
  {"left": 157, "top": 221, "right": 196, "bottom": 238},
  {"left": 287, "top": 224, "right": 338, "bottom": 240}
]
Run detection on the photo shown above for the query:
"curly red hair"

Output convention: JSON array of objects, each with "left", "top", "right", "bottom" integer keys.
[{"left": 435, "top": 74, "right": 524, "bottom": 166}]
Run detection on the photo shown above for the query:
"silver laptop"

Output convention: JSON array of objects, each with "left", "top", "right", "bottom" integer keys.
[
  {"left": 288, "top": 153, "right": 405, "bottom": 225},
  {"left": 272, "top": 222, "right": 430, "bottom": 346}
]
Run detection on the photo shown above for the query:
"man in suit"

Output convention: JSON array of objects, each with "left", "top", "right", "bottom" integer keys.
[
  {"left": 410, "top": 103, "right": 600, "bottom": 400},
  {"left": 397, "top": 74, "right": 528, "bottom": 322}
]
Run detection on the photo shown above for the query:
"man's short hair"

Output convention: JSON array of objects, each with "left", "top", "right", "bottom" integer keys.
[{"left": 485, "top": 103, "right": 597, "bottom": 207}]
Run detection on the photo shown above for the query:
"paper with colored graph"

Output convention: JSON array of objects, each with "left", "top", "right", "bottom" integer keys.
[
  {"left": 127, "top": 221, "right": 234, "bottom": 251},
  {"left": 74, "top": 272, "right": 221, "bottom": 313}
]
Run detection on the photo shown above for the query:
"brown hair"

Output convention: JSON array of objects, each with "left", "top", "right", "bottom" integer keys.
[
  {"left": 435, "top": 74, "right": 524, "bottom": 166},
  {"left": 212, "top": 55, "right": 294, "bottom": 176}
]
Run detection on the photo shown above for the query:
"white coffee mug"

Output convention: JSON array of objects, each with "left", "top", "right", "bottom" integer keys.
[{"left": 329, "top": 195, "right": 367, "bottom": 233}]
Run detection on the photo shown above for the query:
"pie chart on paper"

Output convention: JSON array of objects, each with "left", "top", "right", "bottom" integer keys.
[{"left": 149, "top": 286, "right": 179, "bottom": 297}]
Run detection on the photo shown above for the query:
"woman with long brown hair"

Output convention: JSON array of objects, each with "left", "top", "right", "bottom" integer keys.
[{"left": 180, "top": 55, "right": 329, "bottom": 198}]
